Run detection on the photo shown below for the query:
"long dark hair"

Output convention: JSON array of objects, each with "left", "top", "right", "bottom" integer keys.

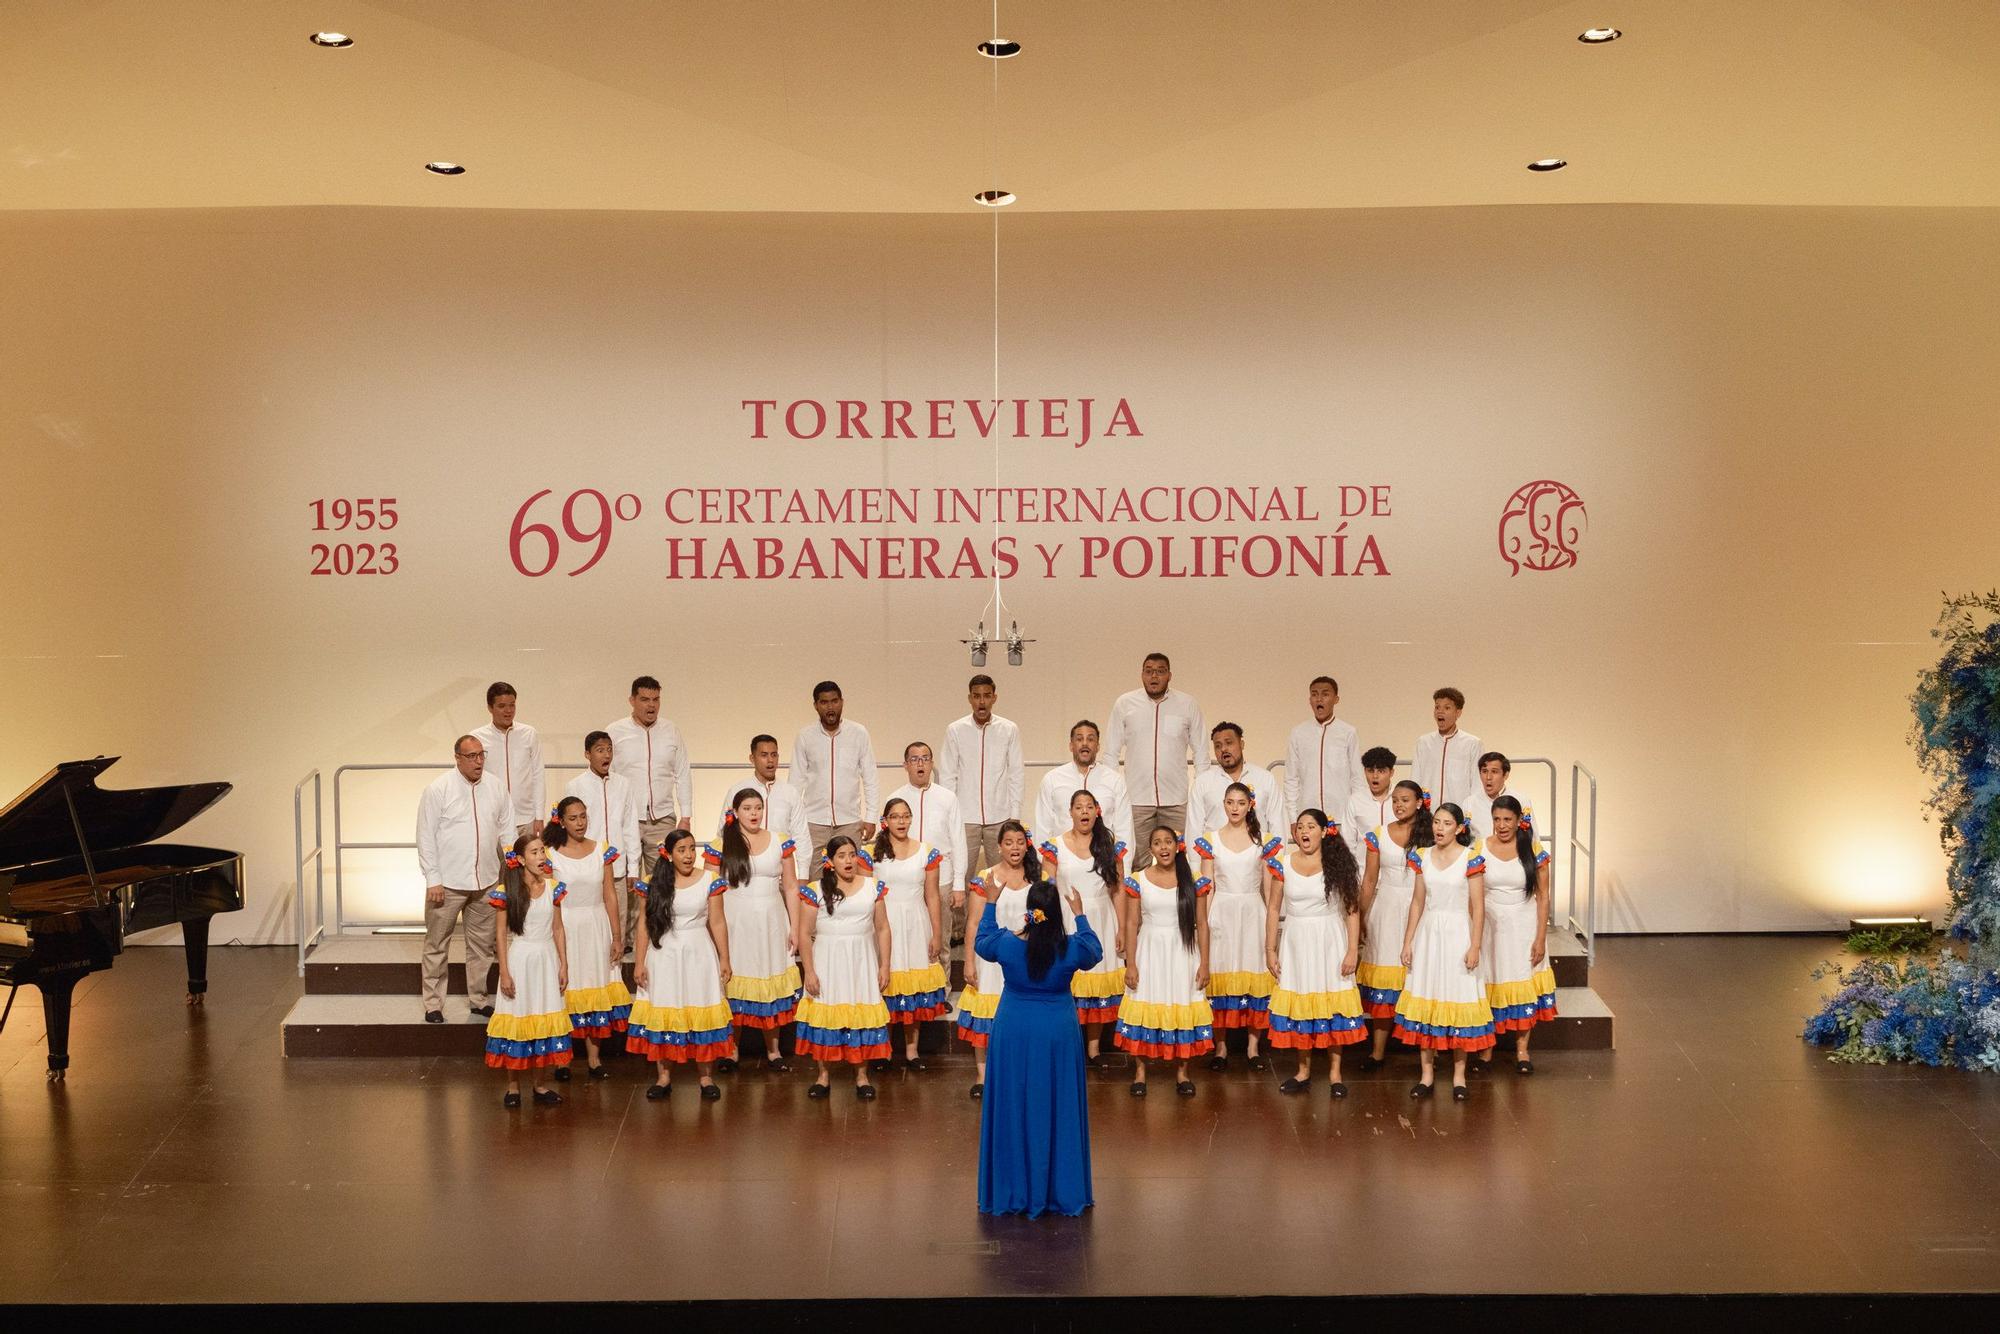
[
  {"left": 499, "top": 831, "right": 541, "bottom": 936},
  {"left": 646, "top": 828, "right": 697, "bottom": 947},
  {"left": 871, "top": 798, "right": 911, "bottom": 866},
  {"left": 1148, "top": 824, "right": 1199, "bottom": 950},
  {"left": 1392, "top": 779, "right": 1432, "bottom": 857},
  {"left": 719, "top": 788, "right": 762, "bottom": 888},
  {"left": 544, "top": 795, "right": 586, "bottom": 851},
  {"left": 1023, "top": 881, "right": 1068, "bottom": 982},
  {"left": 1490, "top": 795, "right": 1539, "bottom": 897},
  {"left": 820, "top": 835, "right": 859, "bottom": 915},
  {"left": 993, "top": 818, "right": 1043, "bottom": 886},
  {"left": 1069, "top": 790, "right": 1121, "bottom": 889},
  {"left": 1223, "top": 780, "right": 1263, "bottom": 847},
  {"left": 1298, "top": 808, "right": 1360, "bottom": 913},
  {"left": 1434, "top": 801, "right": 1473, "bottom": 848}
]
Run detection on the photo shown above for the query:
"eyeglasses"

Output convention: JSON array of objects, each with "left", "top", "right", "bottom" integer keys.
[{"left": 456, "top": 750, "right": 484, "bottom": 760}]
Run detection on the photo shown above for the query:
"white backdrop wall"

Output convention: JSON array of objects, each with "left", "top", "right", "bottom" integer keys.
[{"left": 3, "top": 203, "right": 1995, "bottom": 942}]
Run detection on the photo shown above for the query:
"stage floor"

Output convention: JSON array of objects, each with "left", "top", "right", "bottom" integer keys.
[{"left": 3, "top": 936, "right": 1996, "bottom": 1301}]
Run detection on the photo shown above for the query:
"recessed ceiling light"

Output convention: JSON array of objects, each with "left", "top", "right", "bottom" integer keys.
[
  {"left": 424, "top": 161, "right": 466, "bottom": 175},
  {"left": 1578, "top": 27, "right": 1621, "bottom": 43},
  {"left": 309, "top": 31, "right": 353, "bottom": 48},
  {"left": 977, "top": 39, "right": 1022, "bottom": 58},
  {"left": 974, "top": 189, "right": 1016, "bottom": 206},
  {"left": 1527, "top": 158, "right": 1568, "bottom": 172}
]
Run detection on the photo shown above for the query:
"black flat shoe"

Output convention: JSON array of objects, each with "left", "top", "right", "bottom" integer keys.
[
  {"left": 1176, "top": 1080, "right": 1196, "bottom": 1097},
  {"left": 1278, "top": 1077, "right": 1307, "bottom": 1094},
  {"left": 1516, "top": 1060, "right": 1535, "bottom": 1076},
  {"left": 1356, "top": 1054, "right": 1385, "bottom": 1073},
  {"left": 552, "top": 1065, "right": 572, "bottom": 1082},
  {"left": 646, "top": 1083, "right": 671, "bottom": 1101},
  {"left": 1329, "top": 1081, "right": 1349, "bottom": 1099},
  {"left": 869, "top": 1059, "right": 892, "bottom": 1073},
  {"left": 1410, "top": 1082, "right": 1434, "bottom": 1100},
  {"left": 1247, "top": 1054, "right": 1269, "bottom": 1072},
  {"left": 1452, "top": 1084, "right": 1470, "bottom": 1102},
  {"left": 424, "top": 1010, "right": 445, "bottom": 1024},
  {"left": 807, "top": 1082, "right": 830, "bottom": 1100},
  {"left": 766, "top": 1059, "right": 792, "bottom": 1074},
  {"left": 588, "top": 1064, "right": 611, "bottom": 1080},
  {"left": 1129, "top": 1082, "right": 1147, "bottom": 1098},
  {"left": 1206, "top": 1055, "right": 1228, "bottom": 1072},
  {"left": 969, "top": 1083, "right": 984, "bottom": 1100},
  {"left": 856, "top": 1084, "right": 877, "bottom": 1101},
  {"left": 906, "top": 1058, "right": 928, "bottom": 1072},
  {"left": 468, "top": 1005, "right": 494, "bottom": 1019},
  {"left": 716, "top": 1058, "right": 739, "bottom": 1074},
  {"left": 700, "top": 1082, "right": 720, "bottom": 1101},
  {"left": 502, "top": 1091, "right": 521, "bottom": 1108},
  {"left": 532, "top": 1089, "right": 563, "bottom": 1106},
  {"left": 1086, "top": 1052, "right": 1106, "bottom": 1068}
]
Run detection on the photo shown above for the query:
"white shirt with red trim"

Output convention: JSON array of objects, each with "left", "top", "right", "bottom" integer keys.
[
  {"left": 937, "top": 714, "right": 1024, "bottom": 826},
  {"left": 1282, "top": 717, "right": 1361, "bottom": 828},
  {"left": 415, "top": 771, "right": 511, "bottom": 892},
  {"left": 1411, "top": 727, "right": 1484, "bottom": 815},
  {"left": 469, "top": 722, "right": 546, "bottom": 831},
  {"left": 564, "top": 769, "right": 642, "bottom": 880},
  {"left": 887, "top": 781, "right": 968, "bottom": 890},
  {"left": 1034, "top": 762, "right": 1134, "bottom": 854},
  {"left": 605, "top": 715, "right": 692, "bottom": 824},
  {"left": 1187, "top": 762, "right": 1283, "bottom": 848},
  {"left": 792, "top": 720, "right": 879, "bottom": 826},
  {"left": 1104, "top": 687, "right": 1207, "bottom": 806}
]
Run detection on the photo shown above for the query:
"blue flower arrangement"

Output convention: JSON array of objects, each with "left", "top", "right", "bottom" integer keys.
[{"left": 1805, "top": 591, "right": 2000, "bottom": 1069}]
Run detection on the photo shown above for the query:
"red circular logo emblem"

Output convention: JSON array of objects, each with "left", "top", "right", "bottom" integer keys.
[{"left": 1498, "top": 480, "right": 1586, "bottom": 575}]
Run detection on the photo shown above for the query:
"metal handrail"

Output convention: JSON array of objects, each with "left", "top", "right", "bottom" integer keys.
[
  {"left": 1568, "top": 762, "right": 1600, "bottom": 959},
  {"left": 319, "top": 753, "right": 1587, "bottom": 940},
  {"left": 1267, "top": 754, "right": 1562, "bottom": 928},
  {"left": 292, "top": 770, "right": 325, "bottom": 973},
  {"left": 326, "top": 759, "right": 1069, "bottom": 934}
]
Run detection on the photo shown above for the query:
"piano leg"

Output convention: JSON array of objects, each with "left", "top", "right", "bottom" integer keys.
[
  {"left": 183, "top": 915, "right": 212, "bottom": 1007},
  {"left": 40, "top": 975, "right": 78, "bottom": 1082}
]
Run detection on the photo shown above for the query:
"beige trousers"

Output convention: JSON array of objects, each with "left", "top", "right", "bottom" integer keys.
[{"left": 423, "top": 885, "right": 497, "bottom": 1011}]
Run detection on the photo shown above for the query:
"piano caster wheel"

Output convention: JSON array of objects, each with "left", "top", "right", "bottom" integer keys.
[
  {"left": 46, "top": 1068, "right": 65, "bottom": 1084},
  {"left": 185, "top": 992, "right": 205, "bottom": 1008}
]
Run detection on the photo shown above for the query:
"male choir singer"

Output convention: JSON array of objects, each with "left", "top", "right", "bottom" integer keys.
[{"left": 414, "top": 735, "right": 510, "bottom": 1023}]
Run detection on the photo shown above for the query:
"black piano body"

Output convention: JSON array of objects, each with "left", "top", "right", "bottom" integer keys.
[{"left": 0, "top": 757, "right": 244, "bottom": 1080}]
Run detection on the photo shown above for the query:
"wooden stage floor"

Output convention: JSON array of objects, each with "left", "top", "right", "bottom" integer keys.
[{"left": 2, "top": 936, "right": 1997, "bottom": 1302}]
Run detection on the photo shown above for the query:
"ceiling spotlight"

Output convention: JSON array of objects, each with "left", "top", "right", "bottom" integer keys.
[
  {"left": 1578, "top": 28, "right": 1622, "bottom": 44},
  {"left": 963, "top": 622, "right": 989, "bottom": 668},
  {"left": 977, "top": 39, "right": 1022, "bottom": 58},
  {"left": 424, "top": 161, "right": 466, "bottom": 175},
  {"left": 309, "top": 31, "right": 353, "bottom": 47},
  {"left": 1527, "top": 158, "right": 1568, "bottom": 172},
  {"left": 974, "top": 189, "right": 1016, "bottom": 207}
]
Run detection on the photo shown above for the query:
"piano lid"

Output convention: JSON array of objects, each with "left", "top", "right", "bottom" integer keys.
[{"left": 0, "top": 757, "right": 231, "bottom": 868}]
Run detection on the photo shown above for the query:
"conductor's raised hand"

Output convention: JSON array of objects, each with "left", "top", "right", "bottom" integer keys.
[{"left": 1062, "top": 886, "right": 1084, "bottom": 918}]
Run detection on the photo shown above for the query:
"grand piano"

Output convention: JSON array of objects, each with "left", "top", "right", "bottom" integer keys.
[{"left": 0, "top": 757, "right": 244, "bottom": 1081}]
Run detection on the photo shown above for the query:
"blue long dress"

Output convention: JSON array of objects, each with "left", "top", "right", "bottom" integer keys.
[{"left": 976, "top": 901, "right": 1103, "bottom": 1218}]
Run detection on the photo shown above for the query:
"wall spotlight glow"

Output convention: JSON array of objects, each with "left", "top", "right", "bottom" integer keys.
[
  {"left": 1578, "top": 28, "right": 1622, "bottom": 44},
  {"left": 309, "top": 32, "right": 354, "bottom": 48},
  {"left": 974, "top": 189, "right": 1016, "bottom": 206},
  {"left": 977, "top": 39, "right": 1022, "bottom": 58},
  {"left": 424, "top": 162, "right": 466, "bottom": 175},
  {"left": 1527, "top": 158, "right": 1568, "bottom": 172}
]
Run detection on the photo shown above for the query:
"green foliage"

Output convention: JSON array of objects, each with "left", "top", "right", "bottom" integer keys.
[{"left": 1844, "top": 924, "right": 1936, "bottom": 956}]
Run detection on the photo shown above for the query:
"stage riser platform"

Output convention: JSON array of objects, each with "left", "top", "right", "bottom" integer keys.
[
  {"left": 300, "top": 930, "right": 1592, "bottom": 993},
  {"left": 281, "top": 988, "right": 1612, "bottom": 1057}
]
